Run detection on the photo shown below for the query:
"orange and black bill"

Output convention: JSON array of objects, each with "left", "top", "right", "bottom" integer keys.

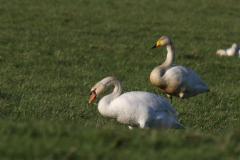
[
  {"left": 152, "top": 44, "right": 157, "bottom": 49},
  {"left": 152, "top": 40, "right": 161, "bottom": 49},
  {"left": 89, "top": 89, "right": 97, "bottom": 104}
]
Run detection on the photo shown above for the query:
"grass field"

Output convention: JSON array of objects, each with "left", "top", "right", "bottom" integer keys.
[{"left": 0, "top": 0, "right": 240, "bottom": 159}]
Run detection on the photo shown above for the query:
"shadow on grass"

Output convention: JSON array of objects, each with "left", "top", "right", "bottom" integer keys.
[{"left": 0, "top": 90, "right": 13, "bottom": 101}]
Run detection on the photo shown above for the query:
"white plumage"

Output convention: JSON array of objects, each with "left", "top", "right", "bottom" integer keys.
[
  {"left": 216, "top": 43, "right": 240, "bottom": 57},
  {"left": 150, "top": 36, "right": 209, "bottom": 102},
  {"left": 89, "top": 77, "right": 185, "bottom": 129}
]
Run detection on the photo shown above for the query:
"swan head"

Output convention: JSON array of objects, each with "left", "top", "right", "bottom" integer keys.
[
  {"left": 89, "top": 82, "right": 106, "bottom": 104},
  {"left": 152, "top": 36, "right": 172, "bottom": 49},
  {"left": 232, "top": 43, "right": 239, "bottom": 49},
  {"left": 89, "top": 77, "right": 117, "bottom": 104}
]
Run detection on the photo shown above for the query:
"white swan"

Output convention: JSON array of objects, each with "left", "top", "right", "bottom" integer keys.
[
  {"left": 150, "top": 36, "right": 209, "bottom": 102},
  {"left": 216, "top": 43, "right": 240, "bottom": 57},
  {"left": 89, "top": 77, "right": 185, "bottom": 129}
]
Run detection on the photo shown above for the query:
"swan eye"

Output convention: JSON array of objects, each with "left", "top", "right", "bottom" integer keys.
[{"left": 89, "top": 88, "right": 97, "bottom": 96}]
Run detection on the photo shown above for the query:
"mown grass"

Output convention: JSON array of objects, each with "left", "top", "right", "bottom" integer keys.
[{"left": 0, "top": 0, "right": 240, "bottom": 159}]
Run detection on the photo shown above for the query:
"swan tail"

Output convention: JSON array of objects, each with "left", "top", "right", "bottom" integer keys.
[
  {"left": 216, "top": 50, "right": 227, "bottom": 56},
  {"left": 194, "top": 85, "right": 210, "bottom": 93},
  {"left": 171, "top": 120, "right": 186, "bottom": 129},
  {"left": 165, "top": 111, "right": 186, "bottom": 129},
  {"left": 167, "top": 110, "right": 178, "bottom": 117}
]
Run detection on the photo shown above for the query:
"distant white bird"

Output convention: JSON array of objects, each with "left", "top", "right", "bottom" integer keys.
[
  {"left": 89, "top": 77, "right": 185, "bottom": 129},
  {"left": 150, "top": 36, "right": 209, "bottom": 102},
  {"left": 216, "top": 43, "right": 240, "bottom": 57}
]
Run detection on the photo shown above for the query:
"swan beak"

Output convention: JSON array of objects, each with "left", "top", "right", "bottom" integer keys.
[
  {"left": 152, "top": 40, "right": 161, "bottom": 49},
  {"left": 152, "top": 44, "right": 157, "bottom": 49},
  {"left": 89, "top": 92, "right": 97, "bottom": 104}
]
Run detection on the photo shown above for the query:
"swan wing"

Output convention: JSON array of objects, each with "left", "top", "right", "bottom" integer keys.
[
  {"left": 167, "top": 65, "right": 208, "bottom": 87},
  {"left": 226, "top": 48, "right": 233, "bottom": 56},
  {"left": 112, "top": 91, "right": 178, "bottom": 117}
]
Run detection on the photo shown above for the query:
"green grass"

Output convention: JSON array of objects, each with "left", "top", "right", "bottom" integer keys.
[{"left": 0, "top": 0, "right": 240, "bottom": 159}]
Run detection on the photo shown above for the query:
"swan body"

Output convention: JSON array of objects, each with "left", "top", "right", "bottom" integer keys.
[
  {"left": 89, "top": 77, "right": 185, "bottom": 129},
  {"left": 150, "top": 36, "right": 209, "bottom": 102},
  {"left": 216, "top": 43, "right": 240, "bottom": 57}
]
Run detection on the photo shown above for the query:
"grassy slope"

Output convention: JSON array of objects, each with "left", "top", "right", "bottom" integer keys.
[{"left": 0, "top": 0, "right": 240, "bottom": 159}]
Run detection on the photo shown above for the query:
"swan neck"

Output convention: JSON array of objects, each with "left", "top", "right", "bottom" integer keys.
[
  {"left": 232, "top": 45, "right": 237, "bottom": 56},
  {"left": 150, "top": 43, "right": 174, "bottom": 85},
  {"left": 98, "top": 78, "right": 122, "bottom": 118},
  {"left": 163, "top": 43, "right": 175, "bottom": 68},
  {"left": 108, "top": 79, "right": 122, "bottom": 100}
]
